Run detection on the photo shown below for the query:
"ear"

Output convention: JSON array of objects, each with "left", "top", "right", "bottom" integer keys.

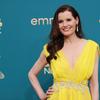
[{"left": 76, "top": 17, "right": 79, "bottom": 25}]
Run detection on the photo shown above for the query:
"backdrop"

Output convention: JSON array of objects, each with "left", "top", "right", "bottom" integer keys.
[{"left": 0, "top": 0, "right": 100, "bottom": 100}]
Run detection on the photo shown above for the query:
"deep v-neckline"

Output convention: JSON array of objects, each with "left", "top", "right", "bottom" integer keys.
[{"left": 58, "top": 40, "right": 90, "bottom": 71}]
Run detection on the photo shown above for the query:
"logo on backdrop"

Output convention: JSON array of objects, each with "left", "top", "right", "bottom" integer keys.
[
  {"left": 0, "top": 56, "right": 5, "bottom": 80},
  {"left": 0, "top": 18, "right": 5, "bottom": 80},
  {"left": 43, "top": 64, "right": 52, "bottom": 75},
  {"left": 31, "top": 17, "right": 53, "bottom": 26},
  {"left": 0, "top": 18, "right": 3, "bottom": 34},
  {"left": 0, "top": 71, "right": 5, "bottom": 80}
]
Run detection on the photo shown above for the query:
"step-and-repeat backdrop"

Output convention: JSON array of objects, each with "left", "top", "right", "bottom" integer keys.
[{"left": 0, "top": 0, "right": 100, "bottom": 100}]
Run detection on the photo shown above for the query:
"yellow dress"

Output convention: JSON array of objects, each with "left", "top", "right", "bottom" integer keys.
[{"left": 42, "top": 40, "right": 99, "bottom": 100}]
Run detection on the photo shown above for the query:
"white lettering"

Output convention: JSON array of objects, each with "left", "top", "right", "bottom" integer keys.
[
  {"left": 43, "top": 64, "right": 52, "bottom": 74},
  {"left": 31, "top": 18, "right": 37, "bottom": 25},
  {"left": 31, "top": 17, "right": 53, "bottom": 26}
]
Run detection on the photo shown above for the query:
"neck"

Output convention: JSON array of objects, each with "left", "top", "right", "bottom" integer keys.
[{"left": 64, "top": 33, "right": 81, "bottom": 44}]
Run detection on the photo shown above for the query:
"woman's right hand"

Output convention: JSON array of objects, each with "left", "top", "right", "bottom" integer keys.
[{"left": 40, "top": 86, "right": 55, "bottom": 100}]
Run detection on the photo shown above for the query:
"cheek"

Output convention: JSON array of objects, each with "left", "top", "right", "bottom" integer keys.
[
  {"left": 69, "top": 22, "right": 77, "bottom": 31},
  {"left": 58, "top": 23, "right": 63, "bottom": 29},
  {"left": 70, "top": 21, "right": 77, "bottom": 26}
]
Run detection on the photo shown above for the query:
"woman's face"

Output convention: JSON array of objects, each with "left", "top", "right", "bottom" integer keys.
[{"left": 58, "top": 10, "right": 78, "bottom": 37}]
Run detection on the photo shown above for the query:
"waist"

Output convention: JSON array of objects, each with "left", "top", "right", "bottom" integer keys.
[{"left": 52, "top": 80, "right": 88, "bottom": 93}]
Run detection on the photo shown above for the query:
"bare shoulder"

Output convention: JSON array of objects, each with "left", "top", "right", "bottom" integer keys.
[
  {"left": 80, "top": 38, "right": 99, "bottom": 46},
  {"left": 80, "top": 38, "right": 88, "bottom": 42},
  {"left": 79, "top": 38, "right": 89, "bottom": 45}
]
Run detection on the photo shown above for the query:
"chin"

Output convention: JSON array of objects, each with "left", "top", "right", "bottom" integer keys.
[{"left": 62, "top": 32, "right": 74, "bottom": 37}]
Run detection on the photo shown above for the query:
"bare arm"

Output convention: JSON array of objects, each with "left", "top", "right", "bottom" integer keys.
[
  {"left": 28, "top": 51, "right": 48, "bottom": 100},
  {"left": 90, "top": 49, "right": 99, "bottom": 100}
]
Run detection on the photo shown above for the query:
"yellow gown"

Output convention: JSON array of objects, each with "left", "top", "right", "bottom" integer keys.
[{"left": 42, "top": 40, "right": 99, "bottom": 100}]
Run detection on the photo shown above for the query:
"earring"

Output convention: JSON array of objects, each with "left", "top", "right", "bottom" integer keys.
[{"left": 76, "top": 25, "right": 79, "bottom": 32}]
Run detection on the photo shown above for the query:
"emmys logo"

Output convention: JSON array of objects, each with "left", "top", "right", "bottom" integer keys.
[
  {"left": 0, "top": 18, "right": 3, "bottom": 34},
  {"left": 0, "top": 56, "right": 5, "bottom": 79},
  {"left": 99, "top": 19, "right": 100, "bottom": 23},
  {"left": 31, "top": 17, "right": 53, "bottom": 26},
  {"left": 0, "top": 71, "right": 5, "bottom": 80},
  {"left": 43, "top": 64, "right": 52, "bottom": 75}
]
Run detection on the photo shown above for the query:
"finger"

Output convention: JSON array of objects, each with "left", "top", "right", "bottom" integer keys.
[
  {"left": 46, "top": 91, "right": 54, "bottom": 94},
  {"left": 46, "top": 95, "right": 50, "bottom": 99},
  {"left": 46, "top": 92, "right": 53, "bottom": 96},
  {"left": 48, "top": 88, "right": 55, "bottom": 92},
  {"left": 47, "top": 90, "right": 54, "bottom": 93},
  {"left": 46, "top": 91, "right": 54, "bottom": 95}
]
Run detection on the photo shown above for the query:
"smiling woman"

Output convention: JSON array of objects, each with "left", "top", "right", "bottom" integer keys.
[
  {"left": 28, "top": 4, "right": 99, "bottom": 100},
  {"left": 58, "top": 10, "right": 79, "bottom": 37}
]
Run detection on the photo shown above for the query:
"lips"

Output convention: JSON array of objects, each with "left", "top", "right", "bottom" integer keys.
[{"left": 62, "top": 26, "right": 71, "bottom": 31}]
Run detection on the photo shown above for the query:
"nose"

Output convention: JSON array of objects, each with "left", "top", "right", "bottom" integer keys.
[{"left": 63, "top": 21, "right": 67, "bottom": 26}]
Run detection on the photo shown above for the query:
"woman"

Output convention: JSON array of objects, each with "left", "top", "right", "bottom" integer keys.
[{"left": 28, "top": 5, "right": 99, "bottom": 100}]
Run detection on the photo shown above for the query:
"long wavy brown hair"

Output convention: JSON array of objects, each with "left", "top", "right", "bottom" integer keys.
[{"left": 46, "top": 5, "right": 84, "bottom": 64}]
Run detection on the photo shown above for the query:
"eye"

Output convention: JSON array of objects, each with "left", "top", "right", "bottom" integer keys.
[
  {"left": 66, "top": 18, "right": 72, "bottom": 21},
  {"left": 58, "top": 20, "right": 63, "bottom": 23}
]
